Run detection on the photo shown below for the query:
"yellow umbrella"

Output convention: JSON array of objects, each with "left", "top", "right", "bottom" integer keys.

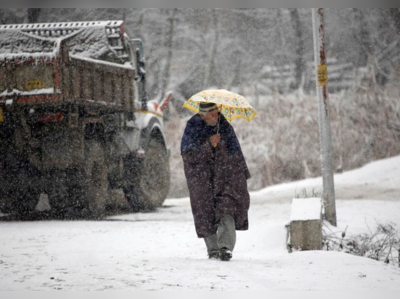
[{"left": 183, "top": 89, "right": 257, "bottom": 122}]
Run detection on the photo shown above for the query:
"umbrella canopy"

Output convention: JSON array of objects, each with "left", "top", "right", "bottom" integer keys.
[{"left": 183, "top": 89, "right": 257, "bottom": 122}]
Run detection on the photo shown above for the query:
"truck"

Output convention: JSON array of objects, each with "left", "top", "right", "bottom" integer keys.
[{"left": 0, "top": 20, "right": 171, "bottom": 217}]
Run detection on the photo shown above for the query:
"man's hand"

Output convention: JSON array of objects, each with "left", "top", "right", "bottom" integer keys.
[{"left": 210, "top": 134, "right": 221, "bottom": 147}]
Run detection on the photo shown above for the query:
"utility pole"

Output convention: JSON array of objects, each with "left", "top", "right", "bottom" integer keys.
[{"left": 312, "top": 8, "right": 337, "bottom": 226}]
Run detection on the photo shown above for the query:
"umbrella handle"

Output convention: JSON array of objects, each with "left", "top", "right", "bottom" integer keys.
[{"left": 210, "top": 136, "right": 218, "bottom": 148}]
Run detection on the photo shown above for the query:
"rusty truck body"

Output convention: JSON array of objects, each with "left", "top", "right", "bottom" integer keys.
[{"left": 0, "top": 21, "right": 171, "bottom": 216}]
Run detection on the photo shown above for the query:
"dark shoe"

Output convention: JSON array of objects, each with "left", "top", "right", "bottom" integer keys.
[
  {"left": 208, "top": 252, "right": 220, "bottom": 260},
  {"left": 219, "top": 247, "right": 232, "bottom": 261}
]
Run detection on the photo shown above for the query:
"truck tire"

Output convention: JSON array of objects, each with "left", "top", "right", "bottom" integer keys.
[
  {"left": 5, "top": 171, "right": 41, "bottom": 215},
  {"left": 76, "top": 139, "right": 109, "bottom": 217},
  {"left": 11, "top": 188, "right": 40, "bottom": 215},
  {"left": 46, "top": 140, "right": 109, "bottom": 218},
  {"left": 46, "top": 170, "right": 71, "bottom": 215},
  {"left": 124, "top": 137, "right": 170, "bottom": 211},
  {"left": 0, "top": 171, "right": 11, "bottom": 213}
]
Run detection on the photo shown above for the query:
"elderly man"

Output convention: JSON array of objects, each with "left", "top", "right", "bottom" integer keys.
[{"left": 181, "top": 102, "right": 250, "bottom": 261}]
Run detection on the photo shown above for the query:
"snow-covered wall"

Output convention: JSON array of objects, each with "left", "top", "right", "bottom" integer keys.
[{"left": 290, "top": 198, "right": 322, "bottom": 221}]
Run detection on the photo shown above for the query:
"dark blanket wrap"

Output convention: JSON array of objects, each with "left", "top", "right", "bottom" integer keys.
[{"left": 181, "top": 113, "right": 251, "bottom": 238}]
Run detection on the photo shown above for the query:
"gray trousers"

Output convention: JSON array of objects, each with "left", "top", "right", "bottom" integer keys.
[{"left": 204, "top": 215, "right": 236, "bottom": 254}]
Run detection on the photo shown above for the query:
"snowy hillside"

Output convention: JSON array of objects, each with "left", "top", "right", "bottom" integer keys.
[{"left": 0, "top": 155, "right": 399, "bottom": 290}]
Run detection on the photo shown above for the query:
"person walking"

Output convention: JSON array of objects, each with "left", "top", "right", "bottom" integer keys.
[{"left": 181, "top": 102, "right": 251, "bottom": 261}]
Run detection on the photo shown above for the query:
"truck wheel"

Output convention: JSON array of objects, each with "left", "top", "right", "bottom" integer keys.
[
  {"left": 7, "top": 171, "right": 41, "bottom": 215},
  {"left": 0, "top": 172, "right": 12, "bottom": 213},
  {"left": 79, "top": 139, "right": 109, "bottom": 217},
  {"left": 11, "top": 190, "right": 40, "bottom": 215},
  {"left": 124, "top": 137, "right": 170, "bottom": 211},
  {"left": 46, "top": 170, "right": 71, "bottom": 215}
]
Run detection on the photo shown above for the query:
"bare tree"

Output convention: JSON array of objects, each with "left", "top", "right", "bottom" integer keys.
[
  {"left": 27, "top": 8, "right": 41, "bottom": 23},
  {"left": 204, "top": 9, "right": 220, "bottom": 88},
  {"left": 226, "top": 49, "right": 245, "bottom": 93},
  {"left": 289, "top": 8, "right": 305, "bottom": 90},
  {"left": 389, "top": 8, "right": 400, "bottom": 33},
  {"left": 0, "top": 9, "right": 4, "bottom": 24},
  {"left": 159, "top": 9, "right": 178, "bottom": 121},
  {"left": 1, "top": 8, "right": 23, "bottom": 24},
  {"left": 353, "top": 9, "right": 371, "bottom": 67},
  {"left": 160, "top": 8, "right": 178, "bottom": 99}
]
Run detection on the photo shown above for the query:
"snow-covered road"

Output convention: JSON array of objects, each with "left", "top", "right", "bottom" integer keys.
[{"left": 1, "top": 156, "right": 400, "bottom": 290}]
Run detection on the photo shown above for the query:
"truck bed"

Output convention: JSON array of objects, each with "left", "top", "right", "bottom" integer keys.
[{"left": 0, "top": 21, "right": 136, "bottom": 112}]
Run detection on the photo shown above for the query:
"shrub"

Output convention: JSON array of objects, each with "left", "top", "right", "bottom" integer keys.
[{"left": 323, "top": 222, "right": 400, "bottom": 267}]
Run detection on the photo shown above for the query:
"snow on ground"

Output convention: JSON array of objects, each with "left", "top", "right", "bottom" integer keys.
[{"left": 0, "top": 156, "right": 400, "bottom": 290}]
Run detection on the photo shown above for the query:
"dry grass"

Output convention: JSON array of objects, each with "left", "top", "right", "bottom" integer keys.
[{"left": 323, "top": 222, "right": 400, "bottom": 268}]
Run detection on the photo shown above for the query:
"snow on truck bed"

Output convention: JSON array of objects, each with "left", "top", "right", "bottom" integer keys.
[{"left": 0, "top": 21, "right": 126, "bottom": 63}]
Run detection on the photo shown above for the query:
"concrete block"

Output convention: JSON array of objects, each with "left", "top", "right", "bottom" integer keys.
[{"left": 288, "top": 198, "right": 322, "bottom": 251}]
